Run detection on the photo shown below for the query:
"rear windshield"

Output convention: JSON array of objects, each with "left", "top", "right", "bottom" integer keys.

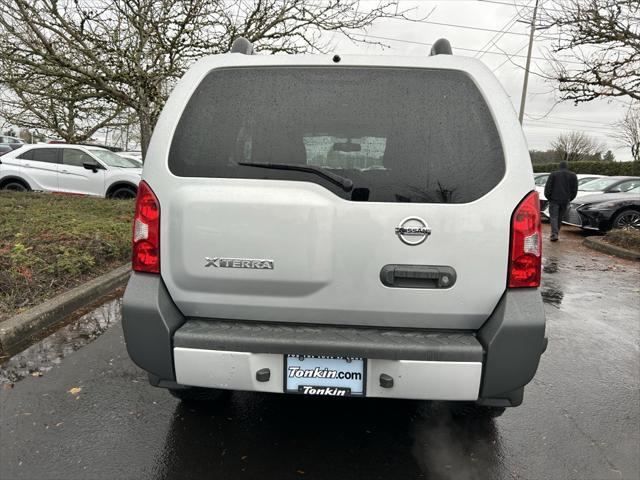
[{"left": 169, "top": 67, "right": 505, "bottom": 203}]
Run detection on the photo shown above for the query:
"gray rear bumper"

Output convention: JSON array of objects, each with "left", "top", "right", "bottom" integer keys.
[{"left": 122, "top": 273, "right": 546, "bottom": 406}]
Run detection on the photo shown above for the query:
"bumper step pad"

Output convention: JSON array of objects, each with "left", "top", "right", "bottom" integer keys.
[{"left": 173, "top": 319, "right": 483, "bottom": 362}]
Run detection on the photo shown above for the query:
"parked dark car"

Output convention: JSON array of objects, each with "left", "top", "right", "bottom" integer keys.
[{"left": 563, "top": 186, "right": 640, "bottom": 231}]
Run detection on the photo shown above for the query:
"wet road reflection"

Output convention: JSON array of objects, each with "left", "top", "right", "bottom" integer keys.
[
  {"left": 541, "top": 256, "right": 564, "bottom": 307},
  {"left": 0, "top": 298, "right": 122, "bottom": 385},
  {"left": 541, "top": 279, "right": 564, "bottom": 307},
  {"left": 542, "top": 256, "right": 559, "bottom": 274},
  {"left": 156, "top": 395, "right": 502, "bottom": 480}
]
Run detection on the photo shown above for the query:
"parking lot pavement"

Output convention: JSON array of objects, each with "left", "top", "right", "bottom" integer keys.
[{"left": 1, "top": 226, "right": 638, "bottom": 480}]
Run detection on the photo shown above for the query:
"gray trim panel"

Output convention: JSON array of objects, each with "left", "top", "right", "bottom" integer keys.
[
  {"left": 121, "top": 272, "right": 185, "bottom": 380},
  {"left": 173, "top": 319, "right": 483, "bottom": 362},
  {"left": 477, "top": 288, "right": 546, "bottom": 400}
]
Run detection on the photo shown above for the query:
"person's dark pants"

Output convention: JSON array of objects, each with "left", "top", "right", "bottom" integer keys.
[{"left": 549, "top": 202, "right": 568, "bottom": 238}]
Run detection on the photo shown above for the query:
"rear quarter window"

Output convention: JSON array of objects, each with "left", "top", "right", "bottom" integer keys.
[
  {"left": 169, "top": 67, "right": 505, "bottom": 203},
  {"left": 17, "top": 149, "right": 34, "bottom": 160},
  {"left": 32, "top": 148, "right": 59, "bottom": 164}
]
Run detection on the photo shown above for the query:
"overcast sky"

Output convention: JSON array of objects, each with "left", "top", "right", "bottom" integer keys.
[{"left": 331, "top": 0, "right": 634, "bottom": 161}]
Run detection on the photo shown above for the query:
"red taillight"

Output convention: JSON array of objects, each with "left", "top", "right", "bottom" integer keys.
[
  {"left": 132, "top": 181, "right": 160, "bottom": 274},
  {"left": 508, "top": 191, "right": 541, "bottom": 288}
]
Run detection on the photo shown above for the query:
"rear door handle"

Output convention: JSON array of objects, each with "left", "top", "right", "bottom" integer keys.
[
  {"left": 380, "top": 265, "right": 457, "bottom": 289},
  {"left": 60, "top": 169, "right": 68, "bottom": 173}
]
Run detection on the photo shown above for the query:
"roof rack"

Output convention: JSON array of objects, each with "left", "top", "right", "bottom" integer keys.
[
  {"left": 430, "top": 38, "right": 453, "bottom": 56},
  {"left": 230, "top": 37, "right": 254, "bottom": 55}
]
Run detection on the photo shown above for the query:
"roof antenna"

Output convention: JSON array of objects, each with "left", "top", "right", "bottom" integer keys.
[
  {"left": 230, "top": 37, "right": 254, "bottom": 55},
  {"left": 430, "top": 38, "right": 453, "bottom": 56}
]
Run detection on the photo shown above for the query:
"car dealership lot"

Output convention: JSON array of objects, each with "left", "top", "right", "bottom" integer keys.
[{"left": 1, "top": 225, "right": 638, "bottom": 480}]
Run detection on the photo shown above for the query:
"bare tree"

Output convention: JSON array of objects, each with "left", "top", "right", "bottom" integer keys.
[
  {"left": 613, "top": 103, "right": 640, "bottom": 161},
  {"left": 0, "top": 0, "right": 412, "bottom": 155},
  {"left": 542, "top": 0, "right": 639, "bottom": 103},
  {"left": 551, "top": 131, "right": 605, "bottom": 162},
  {"left": 0, "top": 76, "right": 127, "bottom": 143}
]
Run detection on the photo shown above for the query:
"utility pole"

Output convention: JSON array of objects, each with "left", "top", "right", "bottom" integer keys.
[{"left": 518, "top": 0, "right": 540, "bottom": 124}]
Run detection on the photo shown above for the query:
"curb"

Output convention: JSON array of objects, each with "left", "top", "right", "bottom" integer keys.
[
  {"left": 0, "top": 264, "right": 131, "bottom": 355},
  {"left": 583, "top": 237, "right": 640, "bottom": 261}
]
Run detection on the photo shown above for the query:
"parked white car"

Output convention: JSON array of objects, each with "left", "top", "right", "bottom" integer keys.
[
  {"left": 0, "top": 144, "right": 141, "bottom": 198},
  {"left": 117, "top": 151, "right": 143, "bottom": 166},
  {"left": 574, "top": 176, "right": 640, "bottom": 198}
]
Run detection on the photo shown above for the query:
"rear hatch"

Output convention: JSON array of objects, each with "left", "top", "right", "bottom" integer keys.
[{"left": 157, "top": 65, "right": 518, "bottom": 330}]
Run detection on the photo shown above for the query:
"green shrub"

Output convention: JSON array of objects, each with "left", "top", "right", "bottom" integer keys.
[
  {"left": 0, "top": 192, "right": 134, "bottom": 319},
  {"left": 532, "top": 161, "right": 640, "bottom": 176}
]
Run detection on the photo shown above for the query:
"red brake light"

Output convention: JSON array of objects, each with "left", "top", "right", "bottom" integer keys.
[
  {"left": 508, "top": 191, "right": 541, "bottom": 288},
  {"left": 132, "top": 181, "right": 160, "bottom": 274}
]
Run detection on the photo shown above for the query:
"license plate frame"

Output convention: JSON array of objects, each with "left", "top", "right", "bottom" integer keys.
[{"left": 284, "top": 354, "right": 366, "bottom": 397}]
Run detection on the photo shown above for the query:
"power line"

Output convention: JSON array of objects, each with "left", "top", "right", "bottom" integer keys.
[
  {"left": 389, "top": 17, "right": 557, "bottom": 41},
  {"left": 525, "top": 113, "right": 617, "bottom": 126},
  {"left": 523, "top": 121, "right": 617, "bottom": 134},
  {"left": 477, "top": 0, "right": 531, "bottom": 6},
  {"left": 349, "top": 32, "right": 580, "bottom": 64},
  {"left": 475, "top": 11, "right": 523, "bottom": 58},
  {"left": 476, "top": 0, "right": 563, "bottom": 12},
  {"left": 492, "top": 39, "right": 531, "bottom": 71},
  {"left": 525, "top": 122, "right": 616, "bottom": 133},
  {"left": 391, "top": 18, "right": 529, "bottom": 37}
]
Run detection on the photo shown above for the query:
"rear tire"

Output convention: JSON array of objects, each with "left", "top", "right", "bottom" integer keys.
[
  {"left": 611, "top": 209, "right": 640, "bottom": 231},
  {"left": 168, "top": 386, "right": 227, "bottom": 403},
  {"left": 1, "top": 180, "right": 29, "bottom": 192},
  {"left": 109, "top": 186, "right": 136, "bottom": 199}
]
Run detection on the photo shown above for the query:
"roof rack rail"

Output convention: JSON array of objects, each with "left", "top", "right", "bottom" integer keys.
[
  {"left": 430, "top": 38, "right": 453, "bottom": 56},
  {"left": 230, "top": 37, "right": 254, "bottom": 55}
]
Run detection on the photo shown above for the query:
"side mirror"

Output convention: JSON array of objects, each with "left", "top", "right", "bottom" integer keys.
[{"left": 83, "top": 161, "right": 101, "bottom": 173}]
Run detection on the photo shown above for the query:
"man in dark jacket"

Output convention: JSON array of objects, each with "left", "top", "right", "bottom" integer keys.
[{"left": 544, "top": 161, "right": 578, "bottom": 241}]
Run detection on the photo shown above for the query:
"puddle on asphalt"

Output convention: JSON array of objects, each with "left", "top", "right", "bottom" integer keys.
[
  {"left": 0, "top": 298, "right": 121, "bottom": 386},
  {"left": 541, "top": 256, "right": 564, "bottom": 307}
]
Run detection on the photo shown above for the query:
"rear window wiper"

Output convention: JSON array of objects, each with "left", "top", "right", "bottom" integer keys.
[{"left": 238, "top": 161, "right": 354, "bottom": 192}]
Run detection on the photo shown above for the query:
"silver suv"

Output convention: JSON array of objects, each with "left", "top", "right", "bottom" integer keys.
[{"left": 122, "top": 39, "right": 546, "bottom": 414}]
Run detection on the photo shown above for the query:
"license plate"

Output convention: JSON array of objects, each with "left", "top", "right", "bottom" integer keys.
[{"left": 284, "top": 355, "right": 366, "bottom": 396}]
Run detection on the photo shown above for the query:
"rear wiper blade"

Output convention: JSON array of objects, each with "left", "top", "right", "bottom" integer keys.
[{"left": 238, "top": 161, "right": 354, "bottom": 192}]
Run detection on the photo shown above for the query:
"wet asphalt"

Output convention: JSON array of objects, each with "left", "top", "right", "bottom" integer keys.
[{"left": 1, "top": 225, "right": 639, "bottom": 480}]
